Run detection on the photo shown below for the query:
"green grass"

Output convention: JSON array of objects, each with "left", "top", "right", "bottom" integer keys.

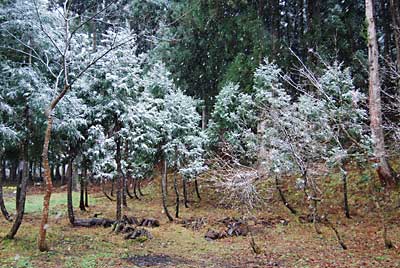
[
  {"left": 4, "top": 192, "right": 95, "bottom": 214},
  {"left": 1, "top": 177, "right": 399, "bottom": 268}
]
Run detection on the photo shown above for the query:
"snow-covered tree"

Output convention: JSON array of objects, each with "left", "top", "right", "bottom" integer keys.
[
  {"left": 208, "top": 83, "right": 258, "bottom": 163},
  {"left": 1, "top": 0, "right": 140, "bottom": 250}
]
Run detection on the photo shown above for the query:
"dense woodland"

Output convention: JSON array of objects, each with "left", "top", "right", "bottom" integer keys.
[{"left": 0, "top": 0, "right": 399, "bottom": 267}]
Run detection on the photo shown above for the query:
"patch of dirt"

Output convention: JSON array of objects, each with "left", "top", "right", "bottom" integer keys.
[
  {"left": 255, "top": 216, "right": 289, "bottom": 227},
  {"left": 124, "top": 254, "right": 190, "bottom": 267}
]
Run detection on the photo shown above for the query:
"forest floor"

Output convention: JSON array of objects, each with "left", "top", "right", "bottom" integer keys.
[{"left": 0, "top": 174, "right": 400, "bottom": 268}]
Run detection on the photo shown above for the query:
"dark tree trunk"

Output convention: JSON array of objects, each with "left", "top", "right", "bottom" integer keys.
[
  {"left": 10, "top": 160, "right": 17, "bottom": 182},
  {"left": 126, "top": 177, "right": 134, "bottom": 199},
  {"left": 173, "top": 171, "right": 180, "bottom": 218},
  {"left": 0, "top": 157, "right": 12, "bottom": 221},
  {"left": 110, "top": 179, "right": 115, "bottom": 197},
  {"left": 162, "top": 158, "right": 173, "bottom": 221},
  {"left": 6, "top": 105, "right": 30, "bottom": 239},
  {"left": 79, "top": 167, "right": 86, "bottom": 211},
  {"left": 115, "top": 136, "right": 122, "bottom": 221},
  {"left": 32, "top": 162, "right": 36, "bottom": 182},
  {"left": 67, "top": 158, "right": 75, "bottom": 225},
  {"left": 138, "top": 179, "right": 144, "bottom": 196},
  {"left": 122, "top": 143, "right": 128, "bottom": 206},
  {"left": 84, "top": 180, "right": 88, "bottom": 207},
  {"left": 55, "top": 165, "right": 61, "bottom": 183},
  {"left": 15, "top": 161, "right": 22, "bottom": 210},
  {"left": 194, "top": 179, "right": 201, "bottom": 201},
  {"left": 270, "top": 0, "right": 280, "bottom": 54},
  {"left": 340, "top": 162, "right": 351, "bottom": 218},
  {"left": 183, "top": 178, "right": 189, "bottom": 208},
  {"left": 5, "top": 160, "right": 28, "bottom": 239},
  {"left": 275, "top": 176, "right": 297, "bottom": 215},
  {"left": 29, "top": 161, "right": 33, "bottom": 183},
  {"left": 133, "top": 178, "right": 140, "bottom": 199},
  {"left": 122, "top": 172, "right": 127, "bottom": 207}
]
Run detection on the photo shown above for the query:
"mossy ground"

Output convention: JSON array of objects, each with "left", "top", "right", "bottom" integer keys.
[{"left": 0, "top": 172, "right": 399, "bottom": 268}]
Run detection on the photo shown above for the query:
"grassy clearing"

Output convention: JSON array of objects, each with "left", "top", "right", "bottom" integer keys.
[
  {"left": 3, "top": 191, "right": 89, "bottom": 215},
  {"left": 0, "top": 178, "right": 399, "bottom": 268}
]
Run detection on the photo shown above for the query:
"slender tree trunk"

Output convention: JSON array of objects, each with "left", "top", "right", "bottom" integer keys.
[
  {"left": 122, "top": 173, "right": 127, "bottom": 207},
  {"left": 340, "top": 162, "right": 350, "bottom": 218},
  {"left": 126, "top": 177, "right": 134, "bottom": 199},
  {"left": 115, "top": 136, "right": 122, "bottom": 221},
  {"left": 194, "top": 179, "right": 201, "bottom": 201},
  {"left": 257, "top": 118, "right": 268, "bottom": 177},
  {"left": 275, "top": 176, "right": 297, "bottom": 215},
  {"left": 79, "top": 167, "right": 86, "bottom": 211},
  {"left": 133, "top": 178, "right": 140, "bottom": 199},
  {"left": 29, "top": 161, "right": 33, "bottom": 183},
  {"left": 5, "top": 160, "right": 28, "bottom": 239},
  {"left": 122, "top": 143, "right": 128, "bottom": 206},
  {"left": 366, "top": 0, "right": 398, "bottom": 187},
  {"left": 55, "top": 165, "right": 61, "bottom": 184},
  {"left": 67, "top": 158, "right": 75, "bottom": 225},
  {"left": 38, "top": 113, "right": 54, "bottom": 251},
  {"left": 138, "top": 179, "right": 144, "bottom": 196},
  {"left": 92, "top": 4, "right": 97, "bottom": 52},
  {"left": 162, "top": 158, "right": 173, "bottom": 221},
  {"left": 110, "top": 179, "right": 115, "bottom": 197},
  {"left": 6, "top": 105, "right": 30, "bottom": 238},
  {"left": 10, "top": 160, "right": 17, "bottom": 183},
  {"left": 84, "top": 180, "right": 88, "bottom": 207},
  {"left": 174, "top": 170, "right": 179, "bottom": 218},
  {"left": 0, "top": 157, "right": 12, "bottom": 221},
  {"left": 183, "top": 178, "right": 189, "bottom": 208},
  {"left": 165, "top": 168, "right": 168, "bottom": 196},
  {"left": 270, "top": 0, "right": 280, "bottom": 54},
  {"left": 15, "top": 161, "right": 22, "bottom": 210}
]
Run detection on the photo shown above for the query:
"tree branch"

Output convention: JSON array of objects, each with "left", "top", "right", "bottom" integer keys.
[{"left": 33, "top": 0, "right": 64, "bottom": 57}]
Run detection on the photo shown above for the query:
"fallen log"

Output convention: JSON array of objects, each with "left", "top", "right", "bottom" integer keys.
[
  {"left": 124, "top": 228, "right": 153, "bottom": 240},
  {"left": 140, "top": 218, "right": 160, "bottom": 227},
  {"left": 205, "top": 229, "right": 227, "bottom": 240},
  {"left": 73, "top": 218, "right": 115, "bottom": 228},
  {"left": 122, "top": 215, "right": 141, "bottom": 225}
]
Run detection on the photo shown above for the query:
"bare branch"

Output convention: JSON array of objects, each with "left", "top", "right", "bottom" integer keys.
[
  {"left": 0, "top": 44, "right": 58, "bottom": 79},
  {"left": 33, "top": 0, "right": 64, "bottom": 57},
  {"left": 68, "top": 0, "right": 119, "bottom": 41}
]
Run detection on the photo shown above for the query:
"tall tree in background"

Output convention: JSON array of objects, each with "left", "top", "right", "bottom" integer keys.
[{"left": 365, "top": 0, "right": 397, "bottom": 186}]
